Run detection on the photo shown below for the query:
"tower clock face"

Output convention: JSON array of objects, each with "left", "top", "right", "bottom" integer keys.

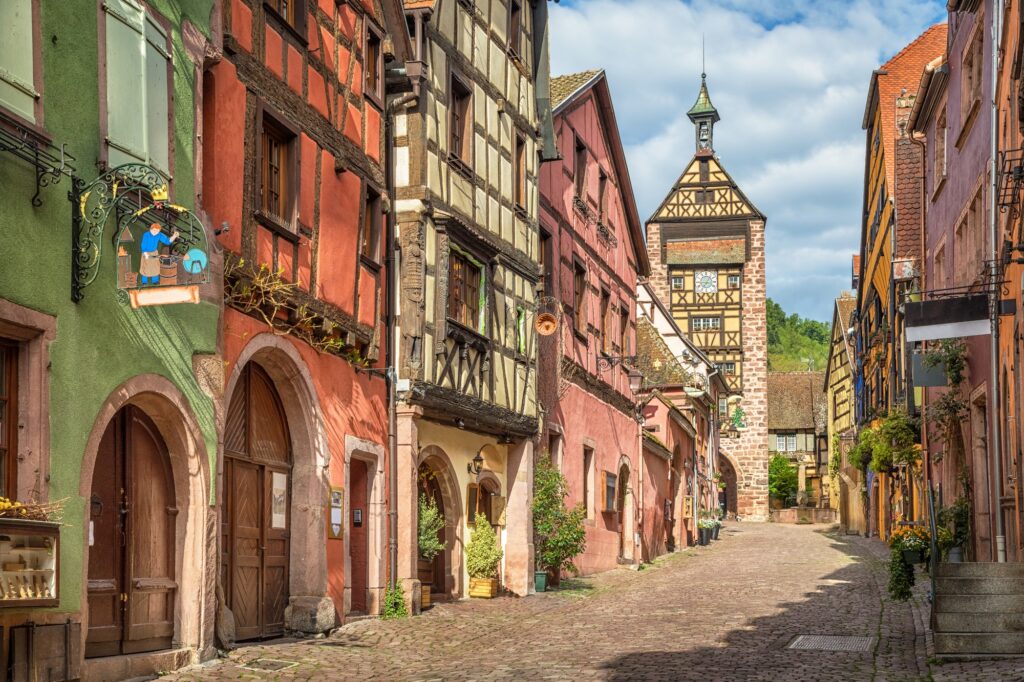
[{"left": 695, "top": 270, "right": 718, "bottom": 294}]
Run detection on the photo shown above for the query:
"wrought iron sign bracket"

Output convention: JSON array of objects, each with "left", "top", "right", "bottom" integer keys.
[{"left": 0, "top": 110, "right": 77, "bottom": 207}]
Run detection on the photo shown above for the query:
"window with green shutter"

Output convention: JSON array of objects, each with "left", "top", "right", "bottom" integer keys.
[
  {"left": 103, "top": 0, "right": 171, "bottom": 175},
  {"left": 0, "top": 0, "right": 39, "bottom": 123}
]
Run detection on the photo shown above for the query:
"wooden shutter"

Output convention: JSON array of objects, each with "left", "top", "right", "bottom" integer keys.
[
  {"left": 492, "top": 496, "right": 506, "bottom": 526},
  {"left": 466, "top": 484, "right": 478, "bottom": 525},
  {"left": 0, "top": 0, "right": 37, "bottom": 122},
  {"left": 144, "top": 14, "right": 170, "bottom": 173},
  {"left": 105, "top": 0, "right": 148, "bottom": 167}
]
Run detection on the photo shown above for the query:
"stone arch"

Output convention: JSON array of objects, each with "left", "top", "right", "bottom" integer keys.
[
  {"left": 79, "top": 374, "right": 213, "bottom": 662},
  {"left": 717, "top": 451, "right": 742, "bottom": 518},
  {"left": 224, "top": 333, "right": 332, "bottom": 632},
  {"left": 616, "top": 454, "right": 635, "bottom": 563},
  {"left": 417, "top": 444, "right": 463, "bottom": 597}
]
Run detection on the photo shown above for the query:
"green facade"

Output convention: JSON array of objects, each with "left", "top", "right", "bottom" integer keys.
[{"left": 0, "top": 0, "right": 217, "bottom": 616}]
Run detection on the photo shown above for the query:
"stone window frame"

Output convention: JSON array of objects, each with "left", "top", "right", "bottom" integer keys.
[
  {"left": 958, "top": 14, "right": 984, "bottom": 147},
  {"left": 0, "top": 298, "right": 55, "bottom": 504}
]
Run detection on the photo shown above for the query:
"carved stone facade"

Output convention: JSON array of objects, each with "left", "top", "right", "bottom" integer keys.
[{"left": 645, "top": 76, "right": 769, "bottom": 521}]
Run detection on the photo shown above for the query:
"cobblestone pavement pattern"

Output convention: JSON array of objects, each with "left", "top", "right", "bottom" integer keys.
[{"left": 163, "top": 523, "right": 1024, "bottom": 681}]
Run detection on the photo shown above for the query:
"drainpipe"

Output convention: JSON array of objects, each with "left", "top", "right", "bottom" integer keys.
[
  {"left": 909, "top": 129, "right": 931, "bottom": 493},
  {"left": 385, "top": 83, "right": 419, "bottom": 588},
  {"left": 989, "top": 0, "right": 1006, "bottom": 562}
]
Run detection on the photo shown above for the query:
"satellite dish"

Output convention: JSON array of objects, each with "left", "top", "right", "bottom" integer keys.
[{"left": 535, "top": 312, "right": 559, "bottom": 336}]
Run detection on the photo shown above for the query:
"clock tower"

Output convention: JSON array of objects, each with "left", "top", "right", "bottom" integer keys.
[{"left": 644, "top": 74, "right": 770, "bottom": 521}]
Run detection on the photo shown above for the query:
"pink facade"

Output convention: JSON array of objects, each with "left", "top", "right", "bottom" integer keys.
[{"left": 538, "top": 70, "right": 651, "bottom": 574}]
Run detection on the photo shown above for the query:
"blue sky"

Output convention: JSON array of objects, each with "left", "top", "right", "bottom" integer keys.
[{"left": 549, "top": 0, "right": 947, "bottom": 321}]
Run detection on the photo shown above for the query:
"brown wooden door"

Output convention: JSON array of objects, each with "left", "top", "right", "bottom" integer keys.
[
  {"left": 224, "top": 364, "right": 291, "bottom": 640},
  {"left": 349, "top": 460, "right": 368, "bottom": 613},
  {"left": 87, "top": 407, "right": 176, "bottom": 658}
]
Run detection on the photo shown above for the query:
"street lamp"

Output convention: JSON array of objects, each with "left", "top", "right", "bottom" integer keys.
[
  {"left": 468, "top": 450, "right": 484, "bottom": 477},
  {"left": 628, "top": 367, "right": 644, "bottom": 394}
]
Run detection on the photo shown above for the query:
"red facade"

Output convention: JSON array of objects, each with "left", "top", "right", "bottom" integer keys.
[
  {"left": 538, "top": 70, "right": 652, "bottom": 574},
  {"left": 201, "top": 0, "right": 405, "bottom": 634}
]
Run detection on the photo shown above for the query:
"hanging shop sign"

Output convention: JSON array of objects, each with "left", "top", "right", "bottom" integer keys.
[
  {"left": 904, "top": 294, "right": 989, "bottom": 342},
  {"left": 73, "top": 163, "right": 212, "bottom": 306}
]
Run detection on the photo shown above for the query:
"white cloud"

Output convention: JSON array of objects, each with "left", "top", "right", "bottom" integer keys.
[{"left": 549, "top": 0, "right": 944, "bottom": 320}]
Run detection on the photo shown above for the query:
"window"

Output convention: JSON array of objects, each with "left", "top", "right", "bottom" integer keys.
[
  {"left": 718, "top": 396, "right": 728, "bottom": 418},
  {"left": 515, "top": 306, "right": 526, "bottom": 354},
  {"left": 548, "top": 433, "right": 560, "bottom": 468},
  {"left": 573, "top": 261, "right": 587, "bottom": 334},
  {"left": 694, "top": 270, "right": 718, "bottom": 294},
  {"left": 0, "top": 0, "right": 38, "bottom": 123},
  {"left": 935, "top": 108, "right": 947, "bottom": 180},
  {"left": 598, "top": 169, "right": 608, "bottom": 223},
  {"left": 618, "top": 307, "right": 628, "bottom": 353},
  {"left": 603, "top": 471, "right": 617, "bottom": 512},
  {"left": 259, "top": 115, "right": 295, "bottom": 226},
  {"left": 514, "top": 132, "right": 527, "bottom": 208},
  {"left": 361, "top": 186, "right": 381, "bottom": 262},
  {"left": 775, "top": 433, "right": 797, "bottom": 452},
  {"left": 721, "top": 362, "right": 736, "bottom": 375},
  {"left": 266, "top": 0, "right": 306, "bottom": 32},
  {"left": 539, "top": 231, "right": 552, "bottom": 296},
  {"left": 448, "top": 249, "right": 482, "bottom": 331},
  {"left": 468, "top": 482, "right": 500, "bottom": 526},
  {"left": 507, "top": 0, "right": 522, "bottom": 57},
  {"left": 934, "top": 243, "right": 947, "bottom": 288},
  {"left": 583, "top": 447, "right": 593, "bottom": 517},
  {"left": 103, "top": 0, "right": 171, "bottom": 174},
  {"left": 574, "top": 135, "right": 587, "bottom": 198},
  {"left": 0, "top": 342, "right": 16, "bottom": 498},
  {"left": 449, "top": 73, "right": 473, "bottom": 166},
  {"left": 691, "top": 317, "right": 721, "bottom": 332},
  {"left": 699, "top": 159, "right": 709, "bottom": 183},
  {"left": 962, "top": 24, "right": 983, "bottom": 124},
  {"left": 671, "top": 276, "right": 684, "bottom": 290},
  {"left": 726, "top": 274, "right": 741, "bottom": 289},
  {"left": 599, "top": 290, "right": 611, "bottom": 353},
  {"left": 365, "top": 23, "right": 384, "bottom": 103},
  {"left": 696, "top": 189, "right": 715, "bottom": 204}
]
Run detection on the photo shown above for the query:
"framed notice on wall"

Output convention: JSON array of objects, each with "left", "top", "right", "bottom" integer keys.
[
  {"left": 271, "top": 472, "right": 288, "bottom": 529},
  {"left": 682, "top": 496, "right": 693, "bottom": 518},
  {"left": 328, "top": 487, "right": 344, "bottom": 540}
]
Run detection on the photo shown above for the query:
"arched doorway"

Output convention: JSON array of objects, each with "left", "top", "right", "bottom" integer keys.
[
  {"left": 717, "top": 454, "right": 739, "bottom": 518},
  {"left": 416, "top": 447, "right": 462, "bottom": 598},
  {"left": 617, "top": 463, "right": 630, "bottom": 560},
  {"left": 417, "top": 463, "right": 447, "bottom": 599},
  {"left": 223, "top": 362, "right": 292, "bottom": 640},
  {"left": 86, "top": 406, "right": 176, "bottom": 658}
]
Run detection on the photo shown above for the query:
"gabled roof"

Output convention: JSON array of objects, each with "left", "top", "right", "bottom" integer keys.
[
  {"left": 649, "top": 151, "right": 764, "bottom": 224},
  {"left": 550, "top": 69, "right": 650, "bottom": 276},
  {"left": 824, "top": 294, "right": 857, "bottom": 389},
  {"left": 768, "top": 371, "right": 826, "bottom": 431}
]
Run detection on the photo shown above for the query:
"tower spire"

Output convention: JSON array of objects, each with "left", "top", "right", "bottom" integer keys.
[{"left": 687, "top": 70, "right": 720, "bottom": 154}]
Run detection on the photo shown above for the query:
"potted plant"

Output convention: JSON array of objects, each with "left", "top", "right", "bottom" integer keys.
[
  {"left": 466, "top": 516, "right": 502, "bottom": 598},
  {"left": 697, "top": 518, "right": 714, "bottom": 545},
  {"left": 417, "top": 494, "right": 445, "bottom": 608},
  {"left": 889, "top": 524, "right": 929, "bottom": 565},
  {"left": 533, "top": 458, "right": 587, "bottom": 593},
  {"left": 938, "top": 493, "right": 970, "bottom": 562},
  {"left": 711, "top": 518, "right": 722, "bottom": 541}
]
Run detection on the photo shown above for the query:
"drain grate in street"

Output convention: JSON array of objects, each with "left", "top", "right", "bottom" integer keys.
[
  {"left": 240, "top": 658, "right": 299, "bottom": 672},
  {"left": 788, "top": 635, "right": 875, "bottom": 652}
]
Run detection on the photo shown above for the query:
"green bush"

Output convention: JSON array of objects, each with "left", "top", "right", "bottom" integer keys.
[
  {"left": 418, "top": 494, "right": 445, "bottom": 562},
  {"left": 768, "top": 454, "right": 798, "bottom": 502},
  {"left": 466, "top": 516, "right": 503, "bottom": 579},
  {"left": 533, "top": 457, "right": 587, "bottom": 576},
  {"left": 381, "top": 583, "right": 408, "bottom": 620},
  {"left": 887, "top": 548, "right": 914, "bottom": 601}
]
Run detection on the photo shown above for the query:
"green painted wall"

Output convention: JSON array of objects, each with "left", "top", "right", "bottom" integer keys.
[{"left": 0, "top": 0, "right": 217, "bottom": 616}]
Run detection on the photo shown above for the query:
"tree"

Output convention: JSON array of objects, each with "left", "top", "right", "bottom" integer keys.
[
  {"left": 533, "top": 457, "right": 587, "bottom": 579},
  {"left": 768, "top": 454, "right": 798, "bottom": 504}
]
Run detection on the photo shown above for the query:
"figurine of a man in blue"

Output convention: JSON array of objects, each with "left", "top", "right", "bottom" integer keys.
[{"left": 139, "top": 222, "right": 179, "bottom": 284}]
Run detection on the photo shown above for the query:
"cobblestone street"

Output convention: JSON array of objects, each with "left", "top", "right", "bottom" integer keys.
[{"left": 164, "top": 524, "right": 1024, "bottom": 681}]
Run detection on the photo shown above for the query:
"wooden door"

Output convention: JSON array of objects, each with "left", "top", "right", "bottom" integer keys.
[
  {"left": 87, "top": 407, "right": 176, "bottom": 658},
  {"left": 416, "top": 470, "right": 445, "bottom": 594},
  {"left": 224, "top": 364, "right": 291, "bottom": 640},
  {"left": 349, "top": 460, "right": 368, "bottom": 613}
]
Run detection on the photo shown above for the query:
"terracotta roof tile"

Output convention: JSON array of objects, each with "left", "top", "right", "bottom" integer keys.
[
  {"left": 551, "top": 70, "right": 602, "bottom": 109},
  {"left": 665, "top": 237, "right": 745, "bottom": 265},
  {"left": 636, "top": 318, "right": 691, "bottom": 389},
  {"left": 768, "top": 371, "right": 826, "bottom": 431}
]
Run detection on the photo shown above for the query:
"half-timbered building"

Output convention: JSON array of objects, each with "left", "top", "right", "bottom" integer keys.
[
  {"left": 392, "top": 0, "right": 553, "bottom": 607},
  {"left": 535, "top": 69, "right": 650, "bottom": 575},
  {"left": 826, "top": 294, "right": 863, "bottom": 533},
  {"left": 202, "top": 0, "right": 411, "bottom": 636},
  {"left": 645, "top": 75, "right": 769, "bottom": 520}
]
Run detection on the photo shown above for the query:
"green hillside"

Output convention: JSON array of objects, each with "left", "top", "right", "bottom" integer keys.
[{"left": 767, "top": 298, "right": 830, "bottom": 372}]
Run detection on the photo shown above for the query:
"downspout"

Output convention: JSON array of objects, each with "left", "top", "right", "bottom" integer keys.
[
  {"left": 909, "top": 129, "right": 931, "bottom": 492},
  {"left": 989, "top": 0, "right": 1006, "bottom": 562}
]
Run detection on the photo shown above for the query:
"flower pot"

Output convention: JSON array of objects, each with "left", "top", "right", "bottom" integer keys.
[
  {"left": 948, "top": 546, "right": 963, "bottom": 563},
  {"left": 698, "top": 528, "right": 710, "bottom": 545},
  {"left": 421, "top": 584, "right": 431, "bottom": 608},
  {"left": 712, "top": 525, "right": 721, "bottom": 540},
  {"left": 534, "top": 571, "right": 547, "bottom": 593},
  {"left": 469, "top": 577, "right": 498, "bottom": 598},
  {"left": 901, "top": 549, "right": 922, "bottom": 565}
]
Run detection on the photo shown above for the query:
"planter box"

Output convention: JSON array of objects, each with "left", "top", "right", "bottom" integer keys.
[
  {"left": 469, "top": 577, "right": 498, "bottom": 598},
  {"left": 421, "top": 584, "right": 431, "bottom": 608},
  {"left": 902, "top": 549, "right": 923, "bottom": 565},
  {"left": 534, "top": 571, "right": 547, "bottom": 593}
]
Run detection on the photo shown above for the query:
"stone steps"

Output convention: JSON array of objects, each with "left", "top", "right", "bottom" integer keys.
[{"left": 933, "top": 562, "right": 1024, "bottom": 656}]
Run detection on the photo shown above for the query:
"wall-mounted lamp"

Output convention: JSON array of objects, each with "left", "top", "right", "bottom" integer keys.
[
  {"left": 467, "top": 450, "right": 484, "bottom": 477},
  {"left": 627, "top": 367, "right": 644, "bottom": 394}
]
